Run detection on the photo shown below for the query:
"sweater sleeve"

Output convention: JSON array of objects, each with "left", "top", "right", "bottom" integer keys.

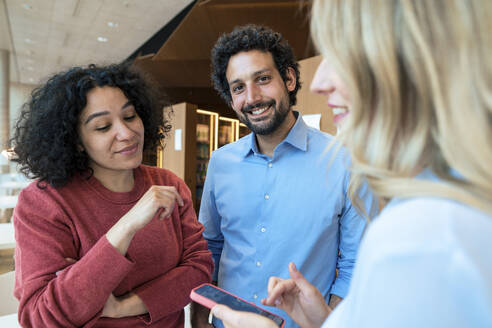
[
  {"left": 13, "top": 188, "right": 136, "bottom": 327},
  {"left": 133, "top": 178, "right": 214, "bottom": 324}
]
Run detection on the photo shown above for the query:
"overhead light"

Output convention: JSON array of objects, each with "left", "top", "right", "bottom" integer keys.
[
  {"left": 24, "top": 38, "right": 35, "bottom": 44},
  {"left": 22, "top": 3, "right": 32, "bottom": 10},
  {"left": 107, "top": 21, "right": 118, "bottom": 28},
  {"left": 97, "top": 36, "right": 108, "bottom": 42}
]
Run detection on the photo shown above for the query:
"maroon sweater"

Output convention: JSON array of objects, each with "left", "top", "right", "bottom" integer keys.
[{"left": 13, "top": 165, "right": 213, "bottom": 327}]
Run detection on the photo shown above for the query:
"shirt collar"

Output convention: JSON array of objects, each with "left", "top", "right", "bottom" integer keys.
[{"left": 240, "top": 111, "right": 309, "bottom": 158}]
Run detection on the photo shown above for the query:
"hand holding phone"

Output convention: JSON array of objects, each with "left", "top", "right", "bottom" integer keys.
[{"left": 190, "top": 283, "right": 285, "bottom": 327}]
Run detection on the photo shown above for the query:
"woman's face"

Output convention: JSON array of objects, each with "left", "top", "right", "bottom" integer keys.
[
  {"left": 78, "top": 86, "right": 144, "bottom": 178},
  {"left": 310, "top": 58, "right": 351, "bottom": 126}
]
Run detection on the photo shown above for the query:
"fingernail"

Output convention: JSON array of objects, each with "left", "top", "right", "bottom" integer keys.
[
  {"left": 211, "top": 306, "right": 221, "bottom": 317},
  {"left": 275, "top": 299, "right": 281, "bottom": 306},
  {"left": 291, "top": 262, "right": 298, "bottom": 272}
]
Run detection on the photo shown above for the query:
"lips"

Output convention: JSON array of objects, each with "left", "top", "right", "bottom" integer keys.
[
  {"left": 251, "top": 106, "right": 269, "bottom": 115},
  {"left": 242, "top": 100, "right": 275, "bottom": 117},
  {"left": 330, "top": 106, "right": 349, "bottom": 124},
  {"left": 116, "top": 143, "right": 138, "bottom": 154}
]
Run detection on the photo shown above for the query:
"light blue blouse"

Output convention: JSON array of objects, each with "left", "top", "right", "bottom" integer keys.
[{"left": 323, "top": 174, "right": 492, "bottom": 327}]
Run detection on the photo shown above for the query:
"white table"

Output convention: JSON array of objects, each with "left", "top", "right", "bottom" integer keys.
[
  {"left": 0, "top": 313, "right": 20, "bottom": 327},
  {"left": 0, "top": 181, "right": 29, "bottom": 188},
  {"left": 0, "top": 223, "right": 15, "bottom": 250},
  {"left": 0, "top": 196, "right": 17, "bottom": 210},
  {"left": 0, "top": 182, "right": 29, "bottom": 196}
]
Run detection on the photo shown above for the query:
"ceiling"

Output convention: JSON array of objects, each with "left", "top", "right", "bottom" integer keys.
[
  {"left": 1, "top": 0, "right": 316, "bottom": 115},
  {"left": 0, "top": 0, "right": 193, "bottom": 85}
]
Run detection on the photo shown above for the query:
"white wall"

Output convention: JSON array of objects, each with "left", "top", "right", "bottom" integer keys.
[
  {"left": 294, "top": 55, "right": 336, "bottom": 135},
  {"left": 5, "top": 83, "right": 35, "bottom": 173},
  {"left": 9, "top": 82, "right": 35, "bottom": 133}
]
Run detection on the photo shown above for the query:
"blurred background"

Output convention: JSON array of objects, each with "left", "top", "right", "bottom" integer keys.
[{"left": 0, "top": 3, "right": 333, "bottom": 322}]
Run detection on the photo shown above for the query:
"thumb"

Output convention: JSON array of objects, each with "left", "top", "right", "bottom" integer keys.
[
  {"left": 288, "top": 262, "right": 312, "bottom": 291},
  {"left": 212, "top": 304, "right": 234, "bottom": 323}
]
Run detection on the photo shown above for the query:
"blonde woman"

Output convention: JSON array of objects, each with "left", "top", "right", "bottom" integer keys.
[{"left": 211, "top": 0, "right": 492, "bottom": 327}]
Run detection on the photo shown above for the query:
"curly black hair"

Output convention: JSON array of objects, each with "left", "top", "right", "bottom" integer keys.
[
  {"left": 211, "top": 24, "right": 301, "bottom": 106},
  {"left": 11, "top": 62, "right": 170, "bottom": 188}
]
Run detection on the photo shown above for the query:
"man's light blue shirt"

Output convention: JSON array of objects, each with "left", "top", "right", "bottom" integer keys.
[{"left": 199, "top": 113, "right": 377, "bottom": 328}]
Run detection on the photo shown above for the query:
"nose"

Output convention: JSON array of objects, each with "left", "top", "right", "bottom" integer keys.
[
  {"left": 114, "top": 120, "right": 136, "bottom": 140},
  {"left": 246, "top": 83, "right": 262, "bottom": 105},
  {"left": 310, "top": 59, "right": 335, "bottom": 95}
]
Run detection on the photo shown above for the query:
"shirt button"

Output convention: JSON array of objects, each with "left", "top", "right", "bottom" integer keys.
[
  {"left": 264, "top": 194, "right": 270, "bottom": 200},
  {"left": 253, "top": 294, "right": 258, "bottom": 299},
  {"left": 256, "top": 261, "right": 262, "bottom": 267},
  {"left": 268, "top": 162, "right": 273, "bottom": 168},
  {"left": 261, "top": 227, "right": 266, "bottom": 233}
]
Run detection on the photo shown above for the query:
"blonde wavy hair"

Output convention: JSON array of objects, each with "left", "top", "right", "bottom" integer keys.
[{"left": 311, "top": 0, "right": 492, "bottom": 214}]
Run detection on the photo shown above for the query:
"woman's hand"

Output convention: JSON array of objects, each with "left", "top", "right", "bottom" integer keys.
[
  {"left": 106, "top": 185, "right": 184, "bottom": 255},
  {"left": 262, "top": 262, "right": 331, "bottom": 328},
  {"left": 211, "top": 305, "right": 278, "bottom": 328},
  {"left": 121, "top": 185, "right": 184, "bottom": 232},
  {"left": 101, "top": 293, "right": 121, "bottom": 318}
]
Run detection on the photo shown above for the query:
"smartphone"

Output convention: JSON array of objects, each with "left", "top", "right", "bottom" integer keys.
[{"left": 190, "top": 283, "right": 285, "bottom": 327}]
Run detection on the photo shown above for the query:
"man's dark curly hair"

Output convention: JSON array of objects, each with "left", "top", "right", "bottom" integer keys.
[
  {"left": 211, "top": 24, "right": 301, "bottom": 106},
  {"left": 11, "top": 62, "right": 170, "bottom": 188}
]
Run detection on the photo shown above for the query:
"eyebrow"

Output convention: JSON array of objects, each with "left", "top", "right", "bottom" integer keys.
[
  {"left": 229, "top": 69, "right": 271, "bottom": 86},
  {"left": 84, "top": 101, "right": 133, "bottom": 125}
]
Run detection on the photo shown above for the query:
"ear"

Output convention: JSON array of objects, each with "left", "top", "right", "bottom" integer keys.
[
  {"left": 285, "top": 66, "right": 297, "bottom": 92},
  {"left": 77, "top": 144, "right": 84, "bottom": 152}
]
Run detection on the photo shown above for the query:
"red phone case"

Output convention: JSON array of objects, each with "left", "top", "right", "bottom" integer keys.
[
  {"left": 190, "top": 283, "right": 220, "bottom": 309},
  {"left": 190, "top": 283, "right": 285, "bottom": 327}
]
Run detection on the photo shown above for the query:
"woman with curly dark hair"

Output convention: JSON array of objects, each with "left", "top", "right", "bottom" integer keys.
[{"left": 11, "top": 63, "right": 213, "bottom": 327}]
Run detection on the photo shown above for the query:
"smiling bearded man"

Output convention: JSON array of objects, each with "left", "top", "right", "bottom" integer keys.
[{"left": 191, "top": 24, "right": 378, "bottom": 328}]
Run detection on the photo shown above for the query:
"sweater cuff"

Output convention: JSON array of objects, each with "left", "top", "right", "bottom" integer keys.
[
  {"left": 134, "top": 273, "right": 188, "bottom": 324},
  {"left": 80, "top": 236, "right": 136, "bottom": 285}
]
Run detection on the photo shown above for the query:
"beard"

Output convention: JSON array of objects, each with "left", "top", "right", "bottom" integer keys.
[{"left": 237, "top": 97, "right": 291, "bottom": 135}]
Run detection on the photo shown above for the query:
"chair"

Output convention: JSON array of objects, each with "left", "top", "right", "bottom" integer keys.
[
  {"left": 0, "top": 197, "right": 17, "bottom": 223},
  {"left": 0, "top": 271, "right": 18, "bottom": 316}
]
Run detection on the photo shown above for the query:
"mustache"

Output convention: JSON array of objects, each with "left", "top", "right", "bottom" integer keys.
[{"left": 242, "top": 100, "right": 275, "bottom": 113}]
